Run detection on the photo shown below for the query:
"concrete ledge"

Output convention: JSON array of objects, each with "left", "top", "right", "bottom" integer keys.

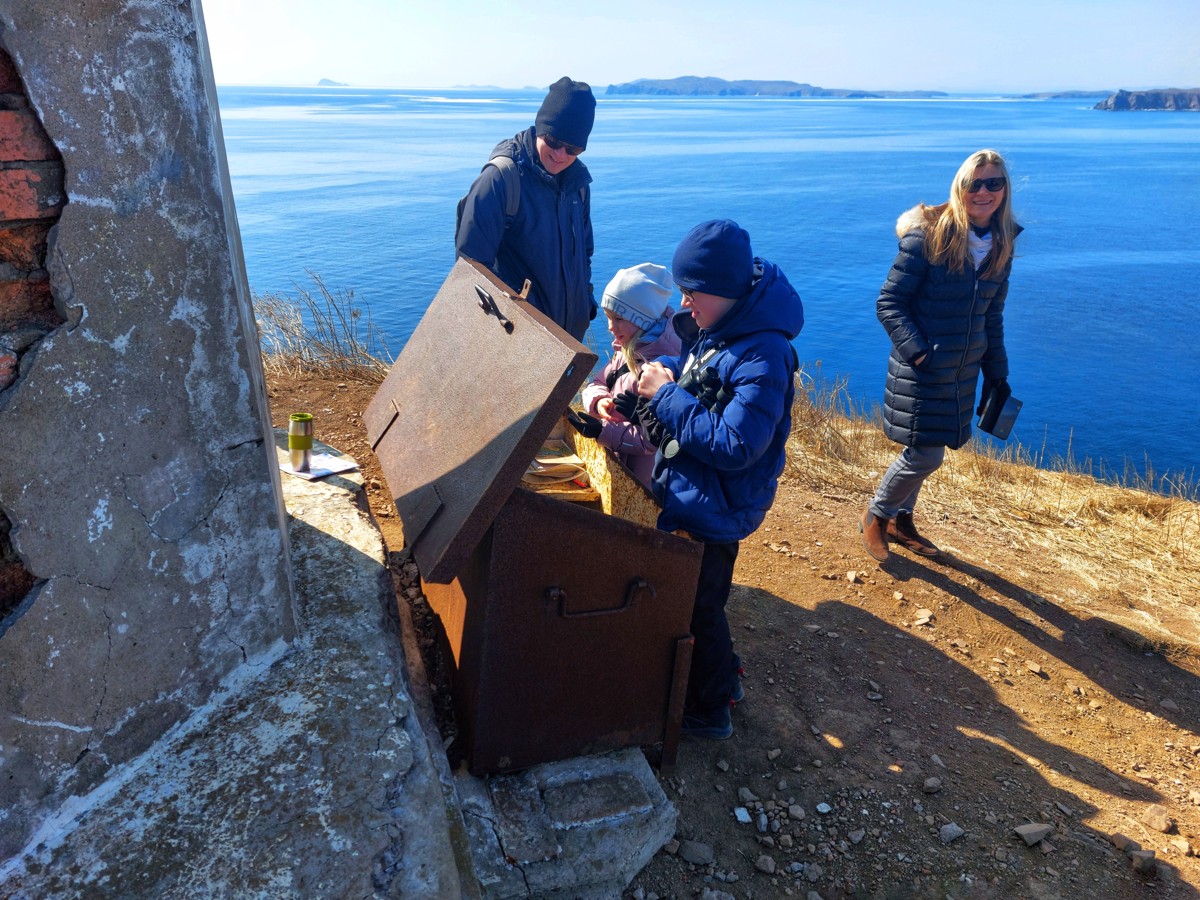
[{"left": 0, "top": 436, "right": 463, "bottom": 897}]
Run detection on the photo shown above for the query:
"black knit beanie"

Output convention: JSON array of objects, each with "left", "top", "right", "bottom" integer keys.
[{"left": 535, "top": 77, "right": 596, "bottom": 151}]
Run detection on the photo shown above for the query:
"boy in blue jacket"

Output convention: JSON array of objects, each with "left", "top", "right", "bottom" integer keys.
[{"left": 637, "top": 220, "right": 804, "bottom": 739}]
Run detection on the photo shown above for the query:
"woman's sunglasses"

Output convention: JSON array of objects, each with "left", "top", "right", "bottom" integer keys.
[
  {"left": 966, "top": 177, "right": 1007, "bottom": 193},
  {"left": 542, "top": 134, "right": 584, "bottom": 156}
]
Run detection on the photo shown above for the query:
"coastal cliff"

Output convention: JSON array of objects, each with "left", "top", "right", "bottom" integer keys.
[
  {"left": 606, "top": 76, "right": 946, "bottom": 99},
  {"left": 1095, "top": 88, "right": 1200, "bottom": 110}
]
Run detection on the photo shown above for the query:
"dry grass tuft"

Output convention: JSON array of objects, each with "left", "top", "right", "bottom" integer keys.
[
  {"left": 786, "top": 366, "right": 1200, "bottom": 656},
  {"left": 254, "top": 274, "right": 391, "bottom": 384}
]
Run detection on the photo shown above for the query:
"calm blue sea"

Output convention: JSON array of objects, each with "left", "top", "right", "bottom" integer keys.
[{"left": 217, "top": 86, "right": 1200, "bottom": 486}]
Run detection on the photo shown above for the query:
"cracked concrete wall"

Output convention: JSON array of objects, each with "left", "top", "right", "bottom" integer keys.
[{"left": 0, "top": 1, "right": 296, "bottom": 861}]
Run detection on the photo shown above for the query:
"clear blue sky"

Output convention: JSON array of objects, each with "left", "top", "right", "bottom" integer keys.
[{"left": 199, "top": 0, "right": 1197, "bottom": 94}]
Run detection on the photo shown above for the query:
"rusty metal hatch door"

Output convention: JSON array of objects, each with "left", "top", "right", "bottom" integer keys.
[{"left": 364, "top": 257, "right": 597, "bottom": 583}]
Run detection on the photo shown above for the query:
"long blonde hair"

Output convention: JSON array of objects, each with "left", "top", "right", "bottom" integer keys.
[
  {"left": 620, "top": 330, "right": 646, "bottom": 380},
  {"left": 919, "top": 149, "right": 1018, "bottom": 280}
]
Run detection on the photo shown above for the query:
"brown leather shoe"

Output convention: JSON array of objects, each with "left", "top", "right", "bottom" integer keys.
[
  {"left": 859, "top": 509, "right": 890, "bottom": 562},
  {"left": 888, "top": 512, "right": 939, "bottom": 557}
]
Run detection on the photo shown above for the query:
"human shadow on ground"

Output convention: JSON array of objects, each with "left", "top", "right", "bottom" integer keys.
[
  {"left": 878, "top": 548, "right": 1200, "bottom": 738},
  {"left": 716, "top": 585, "right": 1188, "bottom": 892}
]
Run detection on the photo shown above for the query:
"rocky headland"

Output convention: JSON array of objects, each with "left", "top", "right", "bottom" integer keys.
[{"left": 1095, "top": 89, "right": 1200, "bottom": 110}]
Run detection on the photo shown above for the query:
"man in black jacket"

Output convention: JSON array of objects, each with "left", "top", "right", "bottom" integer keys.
[{"left": 455, "top": 77, "right": 596, "bottom": 340}]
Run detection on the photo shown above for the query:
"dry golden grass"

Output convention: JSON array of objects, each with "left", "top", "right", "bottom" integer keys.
[
  {"left": 786, "top": 366, "right": 1200, "bottom": 656},
  {"left": 254, "top": 274, "right": 391, "bottom": 384}
]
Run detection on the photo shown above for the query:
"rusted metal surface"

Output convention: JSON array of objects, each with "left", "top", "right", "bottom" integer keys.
[
  {"left": 364, "top": 257, "right": 596, "bottom": 584},
  {"left": 424, "top": 486, "right": 699, "bottom": 775},
  {"left": 368, "top": 256, "right": 702, "bottom": 776}
]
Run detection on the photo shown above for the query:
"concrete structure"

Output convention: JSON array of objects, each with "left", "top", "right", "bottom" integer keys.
[
  {"left": 0, "top": 2, "right": 294, "bottom": 860},
  {"left": 0, "top": 438, "right": 676, "bottom": 897}
]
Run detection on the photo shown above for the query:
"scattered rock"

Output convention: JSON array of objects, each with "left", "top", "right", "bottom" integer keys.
[
  {"left": 1128, "top": 849, "right": 1157, "bottom": 875},
  {"left": 914, "top": 608, "right": 934, "bottom": 626},
  {"left": 848, "top": 829, "right": 865, "bottom": 845},
  {"left": 767, "top": 748, "right": 782, "bottom": 761},
  {"left": 866, "top": 692, "right": 884, "bottom": 702},
  {"left": 737, "top": 787, "right": 759, "bottom": 804},
  {"left": 679, "top": 840, "right": 715, "bottom": 866},
  {"left": 816, "top": 802, "right": 832, "bottom": 814},
  {"left": 788, "top": 804, "right": 806, "bottom": 820},
  {"left": 923, "top": 777, "right": 942, "bottom": 794},
  {"left": 1025, "top": 660, "right": 1042, "bottom": 674},
  {"left": 1014, "top": 823, "right": 1054, "bottom": 846},
  {"left": 940, "top": 823, "right": 965, "bottom": 843},
  {"left": 663, "top": 838, "right": 680, "bottom": 855},
  {"left": 716, "top": 759, "right": 730, "bottom": 773},
  {"left": 754, "top": 854, "right": 776, "bottom": 874},
  {"left": 1110, "top": 833, "right": 1141, "bottom": 852},
  {"left": 930, "top": 754, "right": 945, "bottom": 768},
  {"left": 734, "top": 807, "right": 751, "bottom": 824},
  {"left": 1140, "top": 804, "right": 1175, "bottom": 833},
  {"left": 1160, "top": 698, "right": 1180, "bottom": 712},
  {"left": 700, "top": 889, "right": 735, "bottom": 900},
  {"left": 1170, "top": 837, "right": 1194, "bottom": 857},
  {"left": 847, "top": 570, "right": 862, "bottom": 584},
  {"left": 805, "top": 862, "right": 824, "bottom": 882},
  {"left": 893, "top": 591, "right": 904, "bottom": 601}
]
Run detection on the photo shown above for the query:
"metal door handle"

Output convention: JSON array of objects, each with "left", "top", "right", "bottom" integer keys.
[{"left": 547, "top": 577, "right": 656, "bottom": 619}]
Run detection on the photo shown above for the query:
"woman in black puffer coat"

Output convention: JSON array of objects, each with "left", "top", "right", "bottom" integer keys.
[{"left": 860, "top": 149, "right": 1022, "bottom": 563}]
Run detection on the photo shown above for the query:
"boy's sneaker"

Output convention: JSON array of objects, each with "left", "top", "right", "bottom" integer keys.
[
  {"left": 682, "top": 704, "right": 733, "bottom": 741},
  {"left": 730, "top": 678, "right": 745, "bottom": 704}
]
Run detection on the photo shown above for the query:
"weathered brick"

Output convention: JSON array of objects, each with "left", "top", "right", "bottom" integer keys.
[
  {"left": 0, "top": 50, "right": 21, "bottom": 95},
  {"left": 0, "top": 110, "right": 59, "bottom": 162},
  {"left": 0, "top": 277, "right": 52, "bottom": 321},
  {"left": 0, "top": 164, "right": 65, "bottom": 222},
  {"left": 0, "top": 223, "right": 51, "bottom": 268}
]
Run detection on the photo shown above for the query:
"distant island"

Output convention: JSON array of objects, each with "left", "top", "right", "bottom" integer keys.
[
  {"left": 1095, "top": 89, "right": 1200, "bottom": 110},
  {"left": 1013, "top": 90, "right": 1112, "bottom": 99},
  {"left": 606, "top": 77, "right": 946, "bottom": 99},
  {"left": 317, "top": 78, "right": 347, "bottom": 87}
]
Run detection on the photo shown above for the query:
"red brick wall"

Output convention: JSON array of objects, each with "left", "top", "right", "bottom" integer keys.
[
  {"left": 0, "top": 46, "right": 62, "bottom": 617},
  {"left": 0, "top": 46, "right": 65, "bottom": 339}
]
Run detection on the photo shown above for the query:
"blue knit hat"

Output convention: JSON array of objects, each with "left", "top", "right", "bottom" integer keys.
[
  {"left": 671, "top": 219, "right": 754, "bottom": 300},
  {"left": 535, "top": 77, "right": 596, "bottom": 151}
]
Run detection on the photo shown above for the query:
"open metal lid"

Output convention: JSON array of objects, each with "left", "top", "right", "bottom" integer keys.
[{"left": 364, "top": 257, "right": 597, "bottom": 583}]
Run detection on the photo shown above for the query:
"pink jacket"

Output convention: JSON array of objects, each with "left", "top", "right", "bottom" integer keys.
[{"left": 580, "top": 316, "right": 682, "bottom": 487}]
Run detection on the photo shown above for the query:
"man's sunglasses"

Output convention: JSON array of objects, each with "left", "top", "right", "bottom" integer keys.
[
  {"left": 966, "top": 177, "right": 1007, "bottom": 193},
  {"left": 542, "top": 134, "right": 584, "bottom": 156}
]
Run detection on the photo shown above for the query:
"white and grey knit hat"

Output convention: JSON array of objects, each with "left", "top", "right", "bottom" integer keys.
[{"left": 600, "top": 263, "right": 673, "bottom": 332}]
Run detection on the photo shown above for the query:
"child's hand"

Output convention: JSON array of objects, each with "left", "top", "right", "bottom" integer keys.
[
  {"left": 596, "top": 397, "right": 616, "bottom": 421},
  {"left": 637, "top": 362, "right": 674, "bottom": 398}
]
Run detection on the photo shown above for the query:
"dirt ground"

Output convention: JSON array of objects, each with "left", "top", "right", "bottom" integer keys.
[{"left": 268, "top": 372, "right": 1200, "bottom": 900}]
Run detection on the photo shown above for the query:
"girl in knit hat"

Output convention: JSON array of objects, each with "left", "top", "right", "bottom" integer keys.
[{"left": 579, "top": 263, "right": 684, "bottom": 488}]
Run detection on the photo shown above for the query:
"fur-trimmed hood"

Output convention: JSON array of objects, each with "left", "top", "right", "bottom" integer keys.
[{"left": 895, "top": 204, "right": 930, "bottom": 238}]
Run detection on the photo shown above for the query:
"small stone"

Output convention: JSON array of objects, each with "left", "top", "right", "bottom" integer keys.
[
  {"left": 756, "top": 812, "right": 768, "bottom": 833},
  {"left": 664, "top": 838, "right": 680, "bottom": 855},
  {"left": 1014, "top": 823, "right": 1053, "bottom": 846},
  {"left": 923, "top": 777, "right": 943, "bottom": 794},
  {"left": 679, "top": 840, "right": 715, "bottom": 866},
  {"left": 767, "top": 748, "right": 782, "bottom": 761},
  {"left": 930, "top": 754, "right": 945, "bottom": 768},
  {"left": 734, "top": 807, "right": 752, "bottom": 824},
  {"left": 716, "top": 759, "right": 730, "bottom": 772},
  {"left": 1129, "top": 849, "right": 1157, "bottom": 875},
  {"left": 1160, "top": 698, "right": 1180, "bottom": 712},
  {"left": 1110, "top": 833, "right": 1140, "bottom": 852},
  {"left": 866, "top": 692, "right": 884, "bottom": 702},
  {"left": 816, "top": 802, "right": 833, "bottom": 814},
  {"left": 893, "top": 591, "right": 904, "bottom": 601},
  {"left": 755, "top": 854, "right": 777, "bottom": 874},
  {"left": 940, "top": 823, "right": 965, "bottom": 844},
  {"left": 848, "top": 829, "right": 865, "bottom": 845},
  {"left": 1025, "top": 660, "right": 1042, "bottom": 674},
  {"left": 789, "top": 804, "right": 806, "bottom": 820},
  {"left": 1170, "top": 837, "right": 1194, "bottom": 857},
  {"left": 779, "top": 833, "right": 793, "bottom": 848},
  {"left": 914, "top": 608, "right": 933, "bottom": 626},
  {"left": 994, "top": 848, "right": 1008, "bottom": 862},
  {"left": 1140, "top": 803, "right": 1175, "bottom": 833},
  {"left": 805, "top": 862, "right": 824, "bottom": 882},
  {"left": 738, "top": 787, "right": 760, "bottom": 804},
  {"left": 847, "top": 570, "right": 861, "bottom": 584},
  {"left": 777, "top": 778, "right": 788, "bottom": 791},
  {"left": 807, "top": 893, "right": 823, "bottom": 900}
]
